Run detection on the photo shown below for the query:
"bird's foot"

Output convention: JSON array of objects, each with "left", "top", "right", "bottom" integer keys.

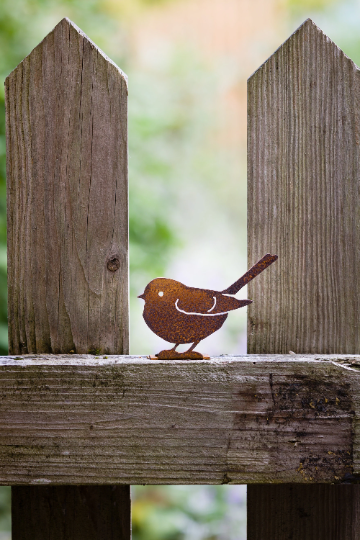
[{"left": 152, "top": 349, "right": 210, "bottom": 360}]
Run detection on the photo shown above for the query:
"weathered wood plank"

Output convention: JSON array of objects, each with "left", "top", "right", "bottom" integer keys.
[
  {"left": 247, "top": 18, "right": 360, "bottom": 540},
  {"left": 12, "top": 486, "right": 131, "bottom": 540},
  {"left": 248, "top": 485, "right": 360, "bottom": 540},
  {"left": 0, "top": 354, "right": 359, "bottom": 485},
  {"left": 5, "top": 18, "right": 130, "bottom": 539},
  {"left": 5, "top": 17, "right": 129, "bottom": 355},
  {"left": 247, "top": 18, "right": 360, "bottom": 355}
]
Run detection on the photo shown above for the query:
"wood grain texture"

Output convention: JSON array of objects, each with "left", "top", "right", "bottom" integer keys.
[
  {"left": 0, "top": 354, "right": 359, "bottom": 485},
  {"left": 5, "top": 18, "right": 130, "bottom": 539},
  {"left": 248, "top": 485, "right": 360, "bottom": 540},
  {"left": 5, "top": 17, "right": 128, "bottom": 355},
  {"left": 247, "top": 18, "right": 360, "bottom": 355},
  {"left": 12, "top": 486, "right": 131, "bottom": 540},
  {"left": 247, "top": 19, "right": 360, "bottom": 540}
]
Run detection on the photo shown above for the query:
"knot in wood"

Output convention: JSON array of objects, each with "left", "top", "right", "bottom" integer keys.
[{"left": 107, "top": 257, "right": 120, "bottom": 272}]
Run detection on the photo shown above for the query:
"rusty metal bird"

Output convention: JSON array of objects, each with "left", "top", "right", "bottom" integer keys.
[{"left": 138, "top": 253, "right": 278, "bottom": 360}]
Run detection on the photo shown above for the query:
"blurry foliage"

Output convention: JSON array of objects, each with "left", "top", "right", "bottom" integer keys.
[
  {"left": 132, "top": 485, "right": 246, "bottom": 540},
  {"left": 0, "top": 488, "right": 10, "bottom": 532},
  {"left": 286, "top": 0, "right": 338, "bottom": 11},
  {"left": 128, "top": 48, "right": 220, "bottom": 298}
]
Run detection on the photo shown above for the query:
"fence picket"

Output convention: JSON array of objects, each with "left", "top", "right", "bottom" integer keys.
[
  {"left": 5, "top": 18, "right": 130, "bottom": 539},
  {"left": 247, "top": 18, "right": 360, "bottom": 539}
]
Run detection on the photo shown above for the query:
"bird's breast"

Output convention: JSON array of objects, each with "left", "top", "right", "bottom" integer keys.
[{"left": 143, "top": 301, "right": 227, "bottom": 344}]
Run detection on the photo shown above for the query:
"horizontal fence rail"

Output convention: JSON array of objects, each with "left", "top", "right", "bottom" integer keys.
[{"left": 0, "top": 354, "right": 359, "bottom": 485}]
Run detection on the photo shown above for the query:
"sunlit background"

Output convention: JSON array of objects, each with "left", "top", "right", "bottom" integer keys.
[{"left": 0, "top": 0, "right": 360, "bottom": 538}]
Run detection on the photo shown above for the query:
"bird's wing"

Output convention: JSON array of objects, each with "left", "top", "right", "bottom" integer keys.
[
  {"left": 175, "top": 288, "right": 218, "bottom": 314},
  {"left": 176, "top": 288, "right": 251, "bottom": 316},
  {"left": 210, "top": 294, "right": 252, "bottom": 314}
]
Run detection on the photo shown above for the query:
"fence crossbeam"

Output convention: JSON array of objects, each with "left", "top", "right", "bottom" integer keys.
[{"left": 0, "top": 354, "right": 358, "bottom": 485}]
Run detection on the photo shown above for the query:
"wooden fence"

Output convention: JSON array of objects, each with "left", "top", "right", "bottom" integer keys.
[{"left": 3, "top": 15, "right": 360, "bottom": 540}]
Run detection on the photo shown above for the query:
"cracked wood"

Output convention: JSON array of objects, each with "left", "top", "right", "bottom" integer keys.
[
  {"left": 5, "top": 17, "right": 129, "bottom": 355},
  {"left": 0, "top": 354, "right": 359, "bottom": 485}
]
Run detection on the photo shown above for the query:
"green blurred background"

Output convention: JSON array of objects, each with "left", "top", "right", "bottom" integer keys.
[{"left": 1, "top": 0, "right": 360, "bottom": 538}]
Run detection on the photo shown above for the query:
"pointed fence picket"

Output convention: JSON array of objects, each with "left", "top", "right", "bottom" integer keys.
[
  {"left": 3, "top": 15, "right": 360, "bottom": 540},
  {"left": 5, "top": 17, "right": 130, "bottom": 540},
  {"left": 247, "top": 18, "right": 360, "bottom": 538}
]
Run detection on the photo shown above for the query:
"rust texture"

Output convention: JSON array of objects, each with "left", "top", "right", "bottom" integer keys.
[{"left": 138, "top": 253, "right": 278, "bottom": 359}]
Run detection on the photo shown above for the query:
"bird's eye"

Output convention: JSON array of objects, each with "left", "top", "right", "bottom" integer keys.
[{"left": 158, "top": 291, "right": 164, "bottom": 297}]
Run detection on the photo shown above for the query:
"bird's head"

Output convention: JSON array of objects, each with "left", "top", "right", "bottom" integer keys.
[{"left": 138, "top": 278, "right": 184, "bottom": 304}]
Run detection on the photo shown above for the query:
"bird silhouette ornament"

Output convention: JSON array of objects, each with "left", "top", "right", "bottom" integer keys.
[{"left": 138, "top": 253, "right": 278, "bottom": 360}]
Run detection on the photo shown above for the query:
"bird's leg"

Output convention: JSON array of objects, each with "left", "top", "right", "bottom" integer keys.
[
  {"left": 184, "top": 341, "right": 200, "bottom": 354},
  {"left": 171, "top": 344, "right": 179, "bottom": 351}
]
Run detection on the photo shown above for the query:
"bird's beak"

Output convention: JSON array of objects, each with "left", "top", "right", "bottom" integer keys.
[{"left": 138, "top": 293, "right": 145, "bottom": 300}]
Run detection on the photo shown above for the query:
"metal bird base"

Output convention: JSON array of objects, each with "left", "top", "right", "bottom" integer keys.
[{"left": 149, "top": 350, "right": 210, "bottom": 360}]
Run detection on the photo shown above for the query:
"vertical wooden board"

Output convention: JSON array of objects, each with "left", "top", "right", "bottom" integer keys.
[
  {"left": 247, "top": 19, "right": 360, "bottom": 540},
  {"left": 248, "top": 485, "right": 360, "bottom": 540},
  {"left": 247, "top": 18, "right": 360, "bottom": 355},
  {"left": 5, "top": 18, "right": 129, "bottom": 355},
  {"left": 5, "top": 18, "right": 131, "bottom": 540},
  {"left": 12, "top": 486, "right": 131, "bottom": 540}
]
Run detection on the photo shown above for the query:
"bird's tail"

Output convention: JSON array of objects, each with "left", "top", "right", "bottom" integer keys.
[{"left": 222, "top": 253, "right": 278, "bottom": 295}]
